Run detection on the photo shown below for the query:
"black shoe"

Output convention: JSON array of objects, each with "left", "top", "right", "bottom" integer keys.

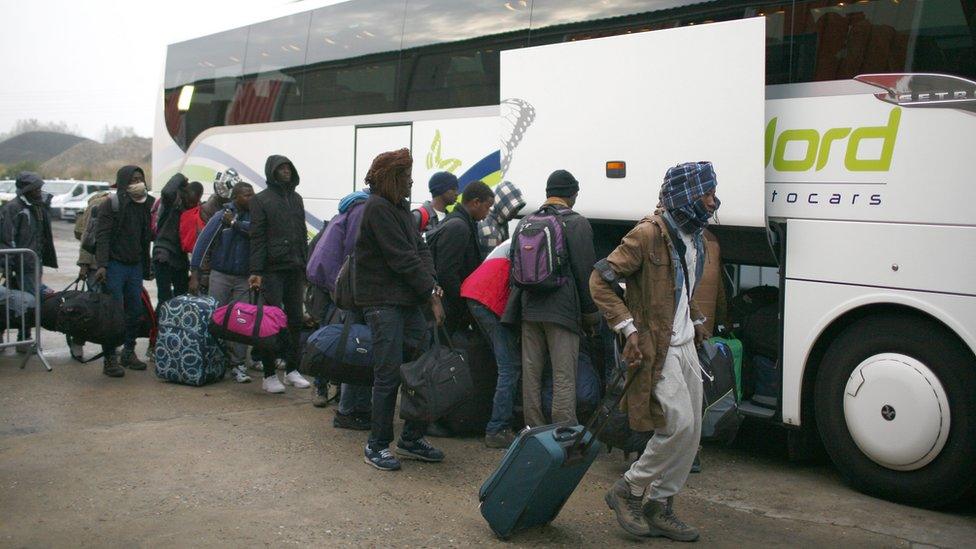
[
  {"left": 485, "top": 428, "right": 516, "bottom": 449},
  {"left": 102, "top": 355, "right": 124, "bottom": 378},
  {"left": 120, "top": 349, "right": 147, "bottom": 371},
  {"left": 395, "top": 437, "right": 444, "bottom": 462},
  {"left": 425, "top": 421, "right": 453, "bottom": 438},
  {"left": 333, "top": 411, "right": 370, "bottom": 431}
]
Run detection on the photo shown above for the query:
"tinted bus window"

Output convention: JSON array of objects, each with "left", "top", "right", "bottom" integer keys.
[
  {"left": 164, "top": 28, "right": 247, "bottom": 149},
  {"left": 303, "top": 0, "right": 405, "bottom": 119},
  {"left": 789, "top": 0, "right": 976, "bottom": 82},
  {"left": 528, "top": 0, "right": 792, "bottom": 84},
  {"left": 400, "top": 0, "right": 530, "bottom": 111},
  {"left": 233, "top": 12, "right": 311, "bottom": 125}
]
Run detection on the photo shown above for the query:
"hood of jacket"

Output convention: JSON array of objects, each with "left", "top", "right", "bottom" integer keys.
[
  {"left": 264, "top": 155, "right": 299, "bottom": 190},
  {"left": 115, "top": 165, "right": 145, "bottom": 190},
  {"left": 15, "top": 172, "right": 44, "bottom": 196},
  {"left": 492, "top": 180, "right": 525, "bottom": 223},
  {"left": 338, "top": 189, "right": 370, "bottom": 214}
]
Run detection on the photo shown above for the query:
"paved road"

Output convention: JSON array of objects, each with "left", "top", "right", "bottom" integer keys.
[{"left": 0, "top": 222, "right": 972, "bottom": 547}]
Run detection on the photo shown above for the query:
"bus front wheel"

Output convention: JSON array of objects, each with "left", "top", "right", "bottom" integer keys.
[{"left": 814, "top": 313, "right": 976, "bottom": 508}]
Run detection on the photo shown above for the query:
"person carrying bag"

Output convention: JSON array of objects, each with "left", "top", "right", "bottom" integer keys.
[{"left": 209, "top": 289, "right": 288, "bottom": 352}]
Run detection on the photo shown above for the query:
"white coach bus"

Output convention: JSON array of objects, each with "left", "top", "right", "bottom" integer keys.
[{"left": 154, "top": 0, "right": 976, "bottom": 508}]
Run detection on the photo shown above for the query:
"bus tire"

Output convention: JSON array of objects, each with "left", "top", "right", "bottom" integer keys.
[{"left": 814, "top": 313, "right": 976, "bottom": 508}]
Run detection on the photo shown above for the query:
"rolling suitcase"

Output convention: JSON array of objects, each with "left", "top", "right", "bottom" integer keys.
[
  {"left": 478, "top": 334, "right": 645, "bottom": 539},
  {"left": 155, "top": 295, "right": 226, "bottom": 386}
]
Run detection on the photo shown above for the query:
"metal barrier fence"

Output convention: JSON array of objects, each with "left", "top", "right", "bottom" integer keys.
[{"left": 0, "top": 248, "right": 51, "bottom": 371}]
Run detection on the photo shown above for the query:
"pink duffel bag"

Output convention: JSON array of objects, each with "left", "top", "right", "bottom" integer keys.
[{"left": 209, "top": 290, "right": 288, "bottom": 351}]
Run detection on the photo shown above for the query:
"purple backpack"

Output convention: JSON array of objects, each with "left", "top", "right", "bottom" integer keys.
[{"left": 510, "top": 206, "right": 568, "bottom": 292}]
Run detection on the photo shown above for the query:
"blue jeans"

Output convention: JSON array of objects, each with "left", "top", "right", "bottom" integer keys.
[
  {"left": 468, "top": 300, "right": 522, "bottom": 435},
  {"left": 102, "top": 261, "right": 144, "bottom": 356},
  {"left": 364, "top": 304, "right": 428, "bottom": 449}
]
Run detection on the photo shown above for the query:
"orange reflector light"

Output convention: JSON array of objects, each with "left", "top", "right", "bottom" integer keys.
[{"left": 606, "top": 161, "right": 626, "bottom": 179}]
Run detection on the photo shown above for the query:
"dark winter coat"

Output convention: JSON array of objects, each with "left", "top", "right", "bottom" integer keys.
[
  {"left": 95, "top": 165, "right": 154, "bottom": 273},
  {"left": 249, "top": 155, "right": 308, "bottom": 275},
  {"left": 354, "top": 194, "right": 435, "bottom": 307},
  {"left": 152, "top": 173, "right": 188, "bottom": 267},
  {"left": 502, "top": 200, "right": 598, "bottom": 334},
  {"left": 429, "top": 205, "right": 482, "bottom": 328},
  {"left": 0, "top": 174, "right": 57, "bottom": 270}
]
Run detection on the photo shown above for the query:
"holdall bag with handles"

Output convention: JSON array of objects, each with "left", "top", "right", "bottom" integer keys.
[
  {"left": 209, "top": 289, "right": 288, "bottom": 351},
  {"left": 478, "top": 332, "right": 651, "bottom": 539},
  {"left": 42, "top": 277, "right": 125, "bottom": 347},
  {"left": 301, "top": 312, "right": 374, "bottom": 386},
  {"left": 399, "top": 326, "right": 473, "bottom": 424}
]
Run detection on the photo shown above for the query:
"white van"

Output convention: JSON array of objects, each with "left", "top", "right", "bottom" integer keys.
[{"left": 47, "top": 180, "right": 112, "bottom": 220}]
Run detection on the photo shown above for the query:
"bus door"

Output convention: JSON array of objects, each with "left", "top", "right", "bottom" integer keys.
[{"left": 354, "top": 124, "right": 412, "bottom": 192}]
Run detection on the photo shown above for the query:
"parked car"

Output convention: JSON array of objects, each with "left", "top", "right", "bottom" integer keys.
[
  {"left": 0, "top": 180, "right": 15, "bottom": 205},
  {"left": 47, "top": 180, "right": 111, "bottom": 220}
]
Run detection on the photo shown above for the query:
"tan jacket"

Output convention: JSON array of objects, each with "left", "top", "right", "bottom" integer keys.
[
  {"left": 589, "top": 214, "right": 704, "bottom": 431},
  {"left": 75, "top": 191, "right": 110, "bottom": 267}
]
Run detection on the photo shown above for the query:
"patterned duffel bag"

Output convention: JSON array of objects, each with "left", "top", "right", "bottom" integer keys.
[{"left": 155, "top": 295, "right": 226, "bottom": 386}]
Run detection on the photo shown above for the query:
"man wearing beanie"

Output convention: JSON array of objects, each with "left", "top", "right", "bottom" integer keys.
[
  {"left": 503, "top": 169, "right": 599, "bottom": 429},
  {"left": 412, "top": 171, "right": 458, "bottom": 233},
  {"left": 591, "top": 161, "right": 720, "bottom": 541}
]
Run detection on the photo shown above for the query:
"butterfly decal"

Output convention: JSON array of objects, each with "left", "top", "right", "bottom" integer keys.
[{"left": 426, "top": 130, "right": 462, "bottom": 173}]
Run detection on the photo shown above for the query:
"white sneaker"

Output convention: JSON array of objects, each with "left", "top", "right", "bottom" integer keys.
[
  {"left": 284, "top": 370, "right": 311, "bottom": 388},
  {"left": 232, "top": 365, "right": 252, "bottom": 384},
  {"left": 262, "top": 375, "right": 286, "bottom": 394}
]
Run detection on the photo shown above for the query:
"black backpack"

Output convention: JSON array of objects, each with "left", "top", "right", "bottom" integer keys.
[
  {"left": 698, "top": 340, "right": 742, "bottom": 444},
  {"left": 595, "top": 338, "right": 653, "bottom": 458}
]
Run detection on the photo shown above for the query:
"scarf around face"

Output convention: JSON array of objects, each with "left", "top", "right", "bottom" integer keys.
[{"left": 660, "top": 161, "right": 718, "bottom": 234}]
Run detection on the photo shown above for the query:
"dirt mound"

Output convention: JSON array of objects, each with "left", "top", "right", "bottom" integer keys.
[
  {"left": 41, "top": 137, "right": 152, "bottom": 183},
  {"left": 0, "top": 131, "right": 91, "bottom": 164}
]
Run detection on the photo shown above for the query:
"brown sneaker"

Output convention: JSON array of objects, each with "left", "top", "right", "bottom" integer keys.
[
  {"left": 605, "top": 478, "right": 650, "bottom": 537},
  {"left": 484, "top": 429, "right": 516, "bottom": 449},
  {"left": 120, "top": 348, "right": 147, "bottom": 371},
  {"left": 103, "top": 355, "right": 125, "bottom": 378},
  {"left": 643, "top": 497, "right": 700, "bottom": 542}
]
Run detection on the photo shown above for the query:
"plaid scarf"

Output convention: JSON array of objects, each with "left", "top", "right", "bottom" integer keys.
[
  {"left": 477, "top": 181, "right": 525, "bottom": 252},
  {"left": 660, "top": 161, "right": 718, "bottom": 234}
]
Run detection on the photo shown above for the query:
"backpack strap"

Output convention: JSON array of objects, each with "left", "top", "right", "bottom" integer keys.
[
  {"left": 416, "top": 205, "right": 431, "bottom": 232},
  {"left": 110, "top": 192, "right": 120, "bottom": 212}
]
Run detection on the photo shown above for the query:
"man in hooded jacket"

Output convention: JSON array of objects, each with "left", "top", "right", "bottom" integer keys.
[
  {"left": 0, "top": 172, "right": 58, "bottom": 293},
  {"left": 248, "top": 155, "right": 311, "bottom": 394},
  {"left": 476, "top": 180, "right": 525, "bottom": 258},
  {"left": 152, "top": 173, "right": 191, "bottom": 307},
  {"left": 93, "top": 165, "right": 155, "bottom": 377}
]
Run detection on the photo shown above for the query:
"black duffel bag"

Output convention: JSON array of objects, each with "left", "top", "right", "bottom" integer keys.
[
  {"left": 698, "top": 340, "right": 742, "bottom": 444},
  {"left": 301, "top": 313, "right": 374, "bottom": 386},
  {"left": 43, "top": 278, "right": 124, "bottom": 346},
  {"left": 399, "top": 327, "right": 473, "bottom": 423}
]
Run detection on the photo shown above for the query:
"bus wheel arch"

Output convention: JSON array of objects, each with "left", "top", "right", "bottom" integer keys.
[{"left": 806, "top": 306, "right": 976, "bottom": 508}]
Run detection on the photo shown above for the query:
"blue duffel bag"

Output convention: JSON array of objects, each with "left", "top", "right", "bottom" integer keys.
[{"left": 302, "top": 314, "right": 373, "bottom": 386}]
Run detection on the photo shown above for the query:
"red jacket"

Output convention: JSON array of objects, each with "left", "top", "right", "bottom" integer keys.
[
  {"left": 461, "top": 256, "right": 511, "bottom": 318},
  {"left": 179, "top": 205, "right": 204, "bottom": 253}
]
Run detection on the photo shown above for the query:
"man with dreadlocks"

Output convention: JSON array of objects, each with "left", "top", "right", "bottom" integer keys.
[
  {"left": 590, "top": 161, "right": 720, "bottom": 542},
  {"left": 354, "top": 148, "right": 446, "bottom": 472}
]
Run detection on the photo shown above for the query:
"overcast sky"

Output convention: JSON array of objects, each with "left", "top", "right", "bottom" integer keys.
[{"left": 0, "top": 0, "right": 316, "bottom": 140}]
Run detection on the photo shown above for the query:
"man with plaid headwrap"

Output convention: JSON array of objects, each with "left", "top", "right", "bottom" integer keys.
[{"left": 590, "top": 161, "right": 720, "bottom": 541}]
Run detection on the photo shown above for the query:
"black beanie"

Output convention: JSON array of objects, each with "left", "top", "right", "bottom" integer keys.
[{"left": 545, "top": 169, "right": 579, "bottom": 198}]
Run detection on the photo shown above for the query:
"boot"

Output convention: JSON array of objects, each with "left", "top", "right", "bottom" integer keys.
[
  {"left": 120, "top": 348, "right": 147, "bottom": 371},
  {"left": 643, "top": 497, "right": 700, "bottom": 542},
  {"left": 604, "top": 478, "right": 650, "bottom": 537},
  {"left": 103, "top": 355, "right": 125, "bottom": 378}
]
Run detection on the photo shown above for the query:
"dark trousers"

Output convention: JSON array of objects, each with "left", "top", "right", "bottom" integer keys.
[
  {"left": 154, "top": 259, "right": 188, "bottom": 307},
  {"left": 260, "top": 269, "right": 304, "bottom": 378},
  {"left": 102, "top": 260, "right": 144, "bottom": 356},
  {"left": 364, "top": 304, "right": 428, "bottom": 449}
]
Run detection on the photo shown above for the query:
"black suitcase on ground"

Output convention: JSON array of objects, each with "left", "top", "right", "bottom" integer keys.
[{"left": 442, "top": 328, "right": 498, "bottom": 435}]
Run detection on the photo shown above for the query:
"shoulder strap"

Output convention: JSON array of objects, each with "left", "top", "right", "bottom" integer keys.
[
  {"left": 110, "top": 192, "right": 120, "bottom": 212},
  {"left": 417, "top": 205, "right": 431, "bottom": 231}
]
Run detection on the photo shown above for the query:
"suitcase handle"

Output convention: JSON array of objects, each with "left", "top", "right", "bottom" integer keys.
[{"left": 553, "top": 426, "right": 578, "bottom": 442}]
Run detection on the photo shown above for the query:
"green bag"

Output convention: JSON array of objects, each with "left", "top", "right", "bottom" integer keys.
[{"left": 710, "top": 336, "right": 743, "bottom": 400}]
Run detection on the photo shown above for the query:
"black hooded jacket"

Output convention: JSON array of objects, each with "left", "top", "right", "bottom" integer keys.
[
  {"left": 0, "top": 172, "right": 57, "bottom": 270},
  {"left": 152, "top": 173, "right": 188, "bottom": 267},
  {"left": 429, "top": 205, "right": 482, "bottom": 329},
  {"left": 95, "top": 165, "right": 154, "bottom": 272},
  {"left": 249, "top": 155, "right": 308, "bottom": 274}
]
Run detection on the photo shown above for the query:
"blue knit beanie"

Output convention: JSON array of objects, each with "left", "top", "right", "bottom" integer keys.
[{"left": 428, "top": 171, "right": 458, "bottom": 197}]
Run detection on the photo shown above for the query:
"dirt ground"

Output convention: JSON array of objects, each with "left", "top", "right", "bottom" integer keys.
[{"left": 0, "top": 223, "right": 972, "bottom": 548}]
